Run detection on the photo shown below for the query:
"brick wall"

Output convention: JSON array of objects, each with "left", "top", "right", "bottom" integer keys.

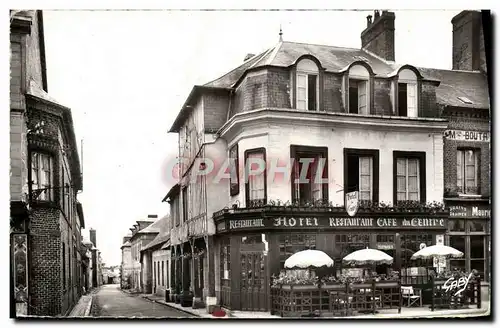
[
  {"left": 373, "top": 78, "right": 392, "bottom": 115},
  {"left": 452, "top": 11, "right": 486, "bottom": 72},
  {"left": 203, "top": 93, "right": 229, "bottom": 132},
  {"left": 442, "top": 113, "right": 490, "bottom": 197},
  {"left": 420, "top": 81, "right": 439, "bottom": 118},
  {"left": 323, "top": 72, "right": 344, "bottom": 112},
  {"left": 361, "top": 12, "right": 395, "bottom": 61},
  {"left": 29, "top": 206, "right": 62, "bottom": 316},
  {"left": 266, "top": 68, "right": 291, "bottom": 109}
]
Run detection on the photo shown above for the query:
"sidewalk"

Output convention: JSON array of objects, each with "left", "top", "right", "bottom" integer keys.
[
  {"left": 67, "top": 288, "right": 100, "bottom": 317},
  {"left": 142, "top": 292, "right": 489, "bottom": 319}
]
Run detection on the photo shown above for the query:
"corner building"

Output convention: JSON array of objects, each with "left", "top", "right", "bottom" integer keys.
[{"left": 167, "top": 10, "right": 490, "bottom": 312}]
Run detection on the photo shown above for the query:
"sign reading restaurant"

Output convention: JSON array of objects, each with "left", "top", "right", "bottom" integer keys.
[
  {"left": 444, "top": 129, "right": 490, "bottom": 142},
  {"left": 224, "top": 216, "right": 446, "bottom": 231}
]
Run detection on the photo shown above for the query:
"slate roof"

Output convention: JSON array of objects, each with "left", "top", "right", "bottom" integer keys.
[
  {"left": 138, "top": 218, "right": 163, "bottom": 234},
  {"left": 141, "top": 214, "right": 171, "bottom": 251},
  {"left": 203, "top": 41, "right": 489, "bottom": 110},
  {"left": 171, "top": 39, "right": 489, "bottom": 132}
]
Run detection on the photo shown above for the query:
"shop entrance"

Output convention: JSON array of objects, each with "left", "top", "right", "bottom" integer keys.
[{"left": 240, "top": 235, "right": 267, "bottom": 311}]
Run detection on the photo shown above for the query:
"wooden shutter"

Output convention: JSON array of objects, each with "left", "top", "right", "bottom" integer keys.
[
  {"left": 359, "top": 156, "right": 373, "bottom": 201},
  {"left": 407, "top": 84, "right": 417, "bottom": 117},
  {"left": 296, "top": 73, "right": 307, "bottom": 110},
  {"left": 358, "top": 81, "right": 368, "bottom": 115}
]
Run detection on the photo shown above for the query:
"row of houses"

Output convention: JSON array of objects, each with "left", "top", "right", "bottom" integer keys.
[
  {"left": 9, "top": 10, "right": 107, "bottom": 317},
  {"left": 120, "top": 214, "right": 171, "bottom": 299},
  {"left": 123, "top": 10, "right": 490, "bottom": 314}
]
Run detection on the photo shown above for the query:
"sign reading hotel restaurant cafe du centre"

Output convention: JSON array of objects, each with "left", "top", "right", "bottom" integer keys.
[{"left": 216, "top": 212, "right": 448, "bottom": 233}]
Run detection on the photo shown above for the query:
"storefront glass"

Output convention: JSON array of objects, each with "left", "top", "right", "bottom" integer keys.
[{"left": 279, "top": 233, "right": 316, "bottom": 269}]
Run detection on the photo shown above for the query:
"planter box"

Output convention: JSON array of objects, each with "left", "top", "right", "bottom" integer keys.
[{"left": 280, "top": 284, "right": 317, "bottom": 291}]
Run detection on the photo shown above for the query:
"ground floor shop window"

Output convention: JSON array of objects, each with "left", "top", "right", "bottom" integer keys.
[
  {"left": 279, "top": 234, "right": 316, "bottom": 269},
  {"left": 335, "top": 234, "right": 370, "bottom": 258},
  {"left": 449, "top": 218, "right": 489, "bottom": 281},
  {"left": 400, "top": 233, "right": 433, "bottom": 268}
]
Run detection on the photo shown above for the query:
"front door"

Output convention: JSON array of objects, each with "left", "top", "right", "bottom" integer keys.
[{"left": 240, "top": 251, "right": 267, "bottom": 311}]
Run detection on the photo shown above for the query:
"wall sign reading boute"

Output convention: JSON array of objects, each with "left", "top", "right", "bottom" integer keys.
[{"left": 223, "top": 216, "right": 446, "bottom": 232}]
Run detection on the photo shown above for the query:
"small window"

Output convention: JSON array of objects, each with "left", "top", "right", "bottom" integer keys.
[
  {"left": 296, "top": 58, "right": 319, "bottom": 111},
  {"left": 344, "top": 149, "right": 379, "bottom": 203},
  {"left": 31, "top": 152, "right": 54, "bottom": 201},
  {"left": 291, "top": 146, "right": 328, "bottom": 205},
  {"left": 394, "top": 151, "right": 426, "bottom": 204},
  {"left": 245, "top": 149, "right": 266, "bottom": 207},
  {"left": 457, "top": 149, "right": 479, "bottom": 194},
  {"left": 398, "top": 83, "right": 417, "bottom": 117},
  {"left": 349, "top": 79, "right": 368, "bottom": 114},
  {"left": 396, "top": 158, "right": 420, "bottom": 201},
  {"left": 297, "top": 73, "right": 318, "bottom": 111}
]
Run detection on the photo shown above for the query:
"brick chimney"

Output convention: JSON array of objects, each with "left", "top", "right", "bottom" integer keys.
[
  {"left": 361, "top": 10, "right": 395, "bottom": 61},
  {"left": 89, "top": 228, "right": 96, "bottom": 248},
  {"left": 452, "top": 10, "right": 486, "bottom": 72}
]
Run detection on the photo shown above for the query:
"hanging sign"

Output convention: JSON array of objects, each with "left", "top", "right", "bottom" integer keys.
[{"left": 345, "top": 191, "right": 359, "bottom": 217}]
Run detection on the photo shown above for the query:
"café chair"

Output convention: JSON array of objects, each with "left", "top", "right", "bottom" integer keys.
[{"left": 401, "top": 286, "right": 422, "bottom": 307}]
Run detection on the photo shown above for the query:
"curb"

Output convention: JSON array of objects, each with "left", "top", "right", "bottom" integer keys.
[
  {"left": 84, "top": 296, "right": 93, "bottom": 317},
  {"left": 141, "top": 295, "right": 201, "bottom": 318}
]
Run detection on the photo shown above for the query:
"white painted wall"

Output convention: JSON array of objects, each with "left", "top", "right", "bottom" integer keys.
[{"left": 223, "top": 120, "right": 444, "bottom": 207}]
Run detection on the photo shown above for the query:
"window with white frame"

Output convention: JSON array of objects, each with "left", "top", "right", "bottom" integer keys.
[
  {"left": 396, "top": 158, "right": 420, "bottom": 201},
  {"left": 296, "top": 59, "right": 319, "bottom": 111},
  {"left": 345, "top": 149, "right": 379, "bottom": 203},
  {"left": 348, "top": 65, "right": 370, "bottom": 115},
  {"left": 397, "top": 69, "right": 418, "bottom": 118},
  {"left": 245, "top": 149, "right": 266, "bottom": 207},
  {"left": 457, "top": 149, "right": 480, "bottom": 195},
  {"left": 31, "top": 152, "right": 54, "bottom": 201}
]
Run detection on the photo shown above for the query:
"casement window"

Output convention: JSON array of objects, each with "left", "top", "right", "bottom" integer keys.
[
  {"left": 31, "top": 152, "right": 54, "bottom": 201},
  {"left": 349, "top": 79, "right": 369, "bottom": 115},
  {"left": 245, "top": 148, "right": 267, "bottom": 207},
  {"left": 291, "top": 146, "right": 328, "bottom": 205},
  {"left": 229, "top": 144, "right": 240, "bottom": 196},
  {"left": 296, "top": 58, "right": 319, "bottom": 111},
  {"left": 457, "top": 149, "right": 480, "bottom": 195},
  {"left": 347, "top": 64, "right": 371, "bottom": 115},
  {"left": 398, "top": 83, "right": 417, "bottom": 117},
  {"left": 397, "top": 69, "right": 419, "bottom": 117},
  {"left": 344, "top": 149, "right": 379, "bottom": 203},
  {"left": 393, "top": 151, "right": 426, "bottom": 204}
]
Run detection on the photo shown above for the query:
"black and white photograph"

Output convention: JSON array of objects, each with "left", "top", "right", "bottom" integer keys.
[{"left": 6, "top": 3, "right": 492, "bottom": 320}]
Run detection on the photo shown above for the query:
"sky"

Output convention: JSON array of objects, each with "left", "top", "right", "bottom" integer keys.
[{"left": 40, "top": 9, "right": 462, "bottom": 266}]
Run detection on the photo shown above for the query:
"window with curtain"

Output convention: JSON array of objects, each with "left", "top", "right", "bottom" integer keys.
[
  {"left": 359, "top": 156, "right": 373, "bottom": 201},
  {"left": 457, "top": 149, "right": 479, "bottom": 194},
  {"left": 396, "top": 158, "right": 420, "bottom": 202},
  {"left": 245, "top": 150, "right": 266, "bottom": 207},
  {"left": 291, "top": 146, "right": 328, "bottom": 205},
  {"left": 31, "top": 152, "right": 54, "bottom": 201},
  {"left": 296, "top": 58, "right": 319, "bottom": 111}
]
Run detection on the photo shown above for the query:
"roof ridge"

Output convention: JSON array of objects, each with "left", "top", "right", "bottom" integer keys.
[
  {"left": 283, "top": 40, "right": 360, "bottom": 51},
  {"left": 203, "top": 48, "right": 270, "bottom": 87},
  {"left": 416, "top": 66, "right": 484, "bottom": 74}
]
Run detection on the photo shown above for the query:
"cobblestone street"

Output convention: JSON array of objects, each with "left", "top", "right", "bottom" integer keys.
[{"left": 91, "top": 285, "right": 194, "bottom": 318}]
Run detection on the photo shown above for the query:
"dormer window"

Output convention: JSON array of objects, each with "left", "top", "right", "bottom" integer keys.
[
  {"left": 296, "top": 58, "right": 319, "bottom": 111},
  {"left": 347, "top": 64, "right": 370, "bottom": 115},
  {"left": 397, "top": 69, "right": 419, "bottom": 117}
]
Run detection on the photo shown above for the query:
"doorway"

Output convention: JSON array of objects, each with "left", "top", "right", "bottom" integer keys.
[{"left": 240, "top": 235, "right": 267, "bottom": 311}]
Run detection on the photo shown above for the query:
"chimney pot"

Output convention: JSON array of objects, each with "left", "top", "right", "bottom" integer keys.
[
  {"left": 374, "top": 10, "right": 380, "bottom": 19},
  {"left": 366, "top": 15, "right": 372, "bottom": 27},
  {"left": 147, "top": 214, "right": 158, "bottom": 219}
]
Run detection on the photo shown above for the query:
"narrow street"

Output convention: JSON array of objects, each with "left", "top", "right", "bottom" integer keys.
[{"left": 91, "top": 285, "right": 194, "bottom": 318}]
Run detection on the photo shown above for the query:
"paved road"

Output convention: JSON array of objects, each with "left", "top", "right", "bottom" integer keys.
[{"left": 92, "top": 284, "right": 194, "bottom": 318}]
